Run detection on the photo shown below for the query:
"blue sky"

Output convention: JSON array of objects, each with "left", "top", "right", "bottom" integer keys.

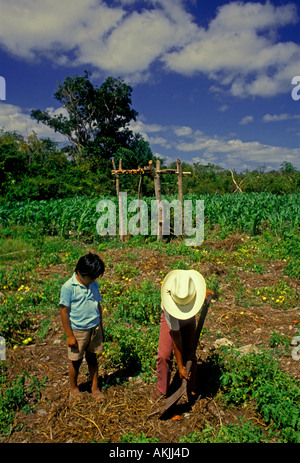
[{"left": 0, "top": 0, "right": 299, "bottom": 172}]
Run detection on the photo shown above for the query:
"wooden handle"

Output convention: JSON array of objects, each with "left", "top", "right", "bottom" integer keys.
[{"left": 186, "top": 291, "right": 214, "bottom": 371}]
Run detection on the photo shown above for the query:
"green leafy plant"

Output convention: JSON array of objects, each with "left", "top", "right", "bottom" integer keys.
[
  {"left": 0, "top": 366, "right": 45, "bottom": 437},
  {"left": 217, "top": 348, "right": 300, "bottom": 443},
  {"left": 103, "top": 321, "right": 160, "bottom": 379},
  {"left": 115, "top": 280, "right": 161, "bottom": 325},
  {"left": 179, "top": 420, "right": 268, "bottom": 443},
  {"left": 120, "top": 432, "right": 159, "bottom": 443},
  {"left": 269, "top": 330, "right": 290, "bottom": 355}
]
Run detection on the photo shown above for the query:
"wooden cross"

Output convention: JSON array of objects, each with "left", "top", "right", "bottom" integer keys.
[{"left": 111, "top": 158, "right": 191, "bottom": 241}]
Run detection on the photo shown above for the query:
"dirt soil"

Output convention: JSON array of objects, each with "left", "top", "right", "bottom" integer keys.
[{"left": 1, "top": 238, "right": 299, "bottom": 443}]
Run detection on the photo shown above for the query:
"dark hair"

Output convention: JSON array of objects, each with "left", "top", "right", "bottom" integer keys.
[{"left": 75, "top": 253, "right": 105, "bottom": 279}]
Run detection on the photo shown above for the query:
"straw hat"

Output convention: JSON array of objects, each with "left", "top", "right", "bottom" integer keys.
[{"left": 161, "top": 270, "right": 206, "bottom": 320}]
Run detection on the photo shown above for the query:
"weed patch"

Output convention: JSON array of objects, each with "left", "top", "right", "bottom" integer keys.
[
  {"left": 0, "top": 363, "right": 45, "bottom": 437},
  {"left": 217, "top": 348, "right": 300, "bottom": 443}
]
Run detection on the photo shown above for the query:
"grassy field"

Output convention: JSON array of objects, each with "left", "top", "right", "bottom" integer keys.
[{"left": 0, "top": 193, "right": 299, "bottom": 443}]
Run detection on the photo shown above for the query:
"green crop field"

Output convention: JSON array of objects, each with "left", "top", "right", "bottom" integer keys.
[
  {"left": 1, "top": 192, "right": 299, "bottom": 238},
  {"left": 0, "top": 193, "right": 299, "bottom": 443}
]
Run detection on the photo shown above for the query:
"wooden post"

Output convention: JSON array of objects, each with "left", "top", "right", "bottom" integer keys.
[
  {"left": 118, "top": 159, "right": 126, "bottom": 242},
  {"left": 111, "top": 157, "right": 191, "bottom": 243},
  {"left": 177, "top": 158, "right": 183, "bottom": 204},
  {"left": 177, "top": 158, "right": 183, "bottom": 235},
  {"left": 137, "top": 166, "right": 143, "bottom": 231},
  {"left": 154, "top": 159, "right": 163, "bottom": 241},
  {"left": 230, "top": 169, "right": 249, "bottom": 193},
  {"left": 112, "top": 158, "right": 119, "bottom": 197}
]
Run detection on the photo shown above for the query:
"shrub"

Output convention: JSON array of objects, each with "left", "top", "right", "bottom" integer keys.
[{"left": 217, "top": 348, "right": 300, "bottom": 443}]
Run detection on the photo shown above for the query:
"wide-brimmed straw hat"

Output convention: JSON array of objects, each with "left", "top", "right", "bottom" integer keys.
[{"left": 161, "top": 269, "right": 206, "bottom": 320}]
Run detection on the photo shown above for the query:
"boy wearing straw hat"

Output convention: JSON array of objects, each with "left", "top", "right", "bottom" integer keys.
[{"left": 151, "top": 269, "right": 207, "bottom": 401}]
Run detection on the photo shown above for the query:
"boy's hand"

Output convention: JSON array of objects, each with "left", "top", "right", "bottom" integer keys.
[{"left": 67, "top": 335, "right": 78, "bottom": 348}]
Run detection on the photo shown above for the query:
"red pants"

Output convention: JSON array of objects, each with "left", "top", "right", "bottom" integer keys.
[{"left": 156, "top": 312, "right": 197, "bottom": 395}]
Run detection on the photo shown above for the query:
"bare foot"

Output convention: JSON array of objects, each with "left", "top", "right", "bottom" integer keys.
[
  {"left": 92, "top": 388, "right": 105, "bottom": 402},
  {"left": 69, "top": 388, "right": 82, "bottom": 399}
]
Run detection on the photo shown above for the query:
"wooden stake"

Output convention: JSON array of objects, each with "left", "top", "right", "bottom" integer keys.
[
  {"left": 230, "top": 170, "right": 249, "bottom": 193},
  {"left": 137, "top": 167, "right": 143, "bottom": 230},
  {"left": 110, "top": 157, "right": 190, "bottom": 243},
  {"left": 118, "top": 159, "right": 126, "bottom": 242},
  {"left": 112, "top": 158, "right": 119, "bottom": 197},
  {"left": 177, "top": 158, "right": 183, "bottom": 204},
  {"left": 154, "top": 159, "right": 163, "bottom": 241}
]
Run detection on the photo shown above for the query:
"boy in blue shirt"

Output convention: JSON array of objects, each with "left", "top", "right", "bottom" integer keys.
[{"left": 59, "top": 252, "right": 105, "bottom": 400}]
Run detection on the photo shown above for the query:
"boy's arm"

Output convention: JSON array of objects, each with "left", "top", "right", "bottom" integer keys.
[{"left": 60, "top": 305, "right": 78, "bottom": 348}]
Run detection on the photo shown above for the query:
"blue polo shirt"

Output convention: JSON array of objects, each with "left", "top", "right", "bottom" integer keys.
[{"left": 60, "top": 273, "right": 102, "bottom": 330}]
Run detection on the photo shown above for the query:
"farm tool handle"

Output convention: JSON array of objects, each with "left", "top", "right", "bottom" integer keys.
[{"left": 185, "top": 290, "right": 214, "bottom": 377}]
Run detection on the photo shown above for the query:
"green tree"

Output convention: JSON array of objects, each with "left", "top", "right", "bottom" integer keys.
[
  {"left": 0, "top": 130, "right": 26, "bottom": 194},
  {"left": 280, "top": 161, "right": 296, "bottom": 173},
  {"left": 31, "top": 72, "right": 138, "bottom": 161}
]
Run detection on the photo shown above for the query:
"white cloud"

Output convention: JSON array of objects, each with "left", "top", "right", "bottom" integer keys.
[
  {"left": 173, "top": 126, "right": 193, "bottom": 136},
  {"left": 0, "top": 0, "right": 197, "bottom": 81},
  {"left": 240, "top": 115, "right": 254, "bottom": 125},
  {"left": 0, "top": 0, "right": 124, "bottom": 61},
  {"left": 163, "top": 2, "right": 300, "bottom": 97},
  {"left": 176, "top": 133, "right": 300, "bottom": 170},
  {"left": 0, "top": 1, "right": 298, "bottom": 93},
  {"left": 263, "top": 113, "right": 300, "bottom": 122},
  {"left": 219, "top": 105, "right": 229, "bottom": 112},
  {"left": 76, "top": 1, "right": 199, "bottom": 78},
  {"left": 1, "top": 103, "right": 299, "bottom": 172},
  {"left": 148, "top": 136, "right": 171, "bottom": 148},
  {"left": 130, "top": 118, "right": 300, "bottom": 171},
  {"left": 0, "top": 103, "right": 67, "bottom": 141}
]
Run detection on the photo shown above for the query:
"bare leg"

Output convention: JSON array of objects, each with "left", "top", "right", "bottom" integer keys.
[
  {"left": 86, "top": 352, "right": 105, "bottom": 401},
  {"left": 69, "top": 359, "right": 82, "bottom": 396}
]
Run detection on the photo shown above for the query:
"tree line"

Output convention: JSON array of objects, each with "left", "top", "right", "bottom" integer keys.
[{"left": 0, "top": 72, "right": 299, "bottom": 201}]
